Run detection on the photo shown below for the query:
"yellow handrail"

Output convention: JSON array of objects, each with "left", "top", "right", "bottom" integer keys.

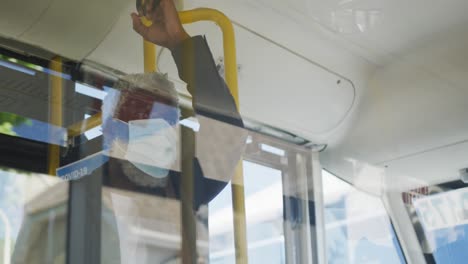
[
  {"left": 142, "top": 8, "right": 248, "bottom": 263},
  {"left": 141, "top": 17, "right": 157, "bottom": 73},
  {"left": 66, "top": 9, "right": 240, "bottom": 131},
  {"left": 178, "top": 9, "right": 239, "bottom": 106}
]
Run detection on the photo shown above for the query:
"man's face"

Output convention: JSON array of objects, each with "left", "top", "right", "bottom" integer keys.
[
  {"left": 102, "top": 86, "right": 180, "bottom": 180},
  {"left": 115, "top": 88, "right": 179, "bottom": 126}
]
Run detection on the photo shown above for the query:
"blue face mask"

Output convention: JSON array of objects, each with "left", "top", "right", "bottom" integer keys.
[
  {"left": 102, "top": 87, "right": 180, "bottom": 179},
  {"left": 124, "top": 118, "right": 177, "bottom": 179}
]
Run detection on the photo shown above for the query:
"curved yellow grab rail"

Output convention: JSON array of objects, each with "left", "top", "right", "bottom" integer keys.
[
  {"left": 68, "top": 9, "right": 240, "bottom": 130},
  {"left": 142, "top": 8, "right": 239, "bottom": 103},
  {"left": 178, "top": 8, "right": 239, "bottom": 105}
]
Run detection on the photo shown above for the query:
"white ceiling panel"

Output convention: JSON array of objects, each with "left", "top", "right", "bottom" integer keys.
[
  {"left": 0, "top": 0, "right": 51, "bottom": 38},
  {"left": 19, "top": 0, "right": 129, "bottom": 60},
  {"left": 321, "top": 23, "right": 468, "bottom": 187},
  {"left": 234, "top": 25, "right": 355, "bottom": 137}
]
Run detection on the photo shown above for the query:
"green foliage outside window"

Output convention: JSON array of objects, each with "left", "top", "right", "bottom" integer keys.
[
  {"left": 0, "top": 54, "right": 35, "bottom": 135},
  {"left": 0, "top": 113, "right": 32, "bottom": 136},
  {"left": 0, "top": 54, "right": 44, "bottom": 71}
]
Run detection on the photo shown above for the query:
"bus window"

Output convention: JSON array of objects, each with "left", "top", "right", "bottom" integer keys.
[
  {"left": 323, "top": 170, "right": 406, "bottom": 264},
  {"left": 403, "top": 181, "right": 468, "bottom": 264},
  {"left": 0, "top": 168, "right": 68, "bottom": 264},
  {"left": 0, "top": 42, "right": 317, "bottom": 264},
  {"left": 208, "top": 160, "right": 285, "bottom": 264}
]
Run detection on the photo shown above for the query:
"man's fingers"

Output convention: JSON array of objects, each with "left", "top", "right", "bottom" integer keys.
[
  {"left": 146, "top": 0, "right": 157, "bottom": 15},
  {"left": 131, "top": 13, "right": 149, "bottom": 39},
  {"left": 160, "top": 0, "right": 178, "bottom": 18}
]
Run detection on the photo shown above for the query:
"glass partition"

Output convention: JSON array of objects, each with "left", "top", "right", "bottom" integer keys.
[
  {"left": 0, "top": 52, "right": 319, "bottom": 264},
  {"left": 402, "top": 181, "right": 468, "bottom": 264},
  {"left": 0, "top": 168, "right": 68, "bottom": 264},
  {"left": 209, "top": 161, "right": 285, "bottom": 264}
]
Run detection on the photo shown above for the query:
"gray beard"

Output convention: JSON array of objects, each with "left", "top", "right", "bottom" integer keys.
[
  {"left": 119, "top": 159, "right": 169, "bottom": 188},
  {"left": 111, "top": 138, "right": 169, "bottom": 188}
]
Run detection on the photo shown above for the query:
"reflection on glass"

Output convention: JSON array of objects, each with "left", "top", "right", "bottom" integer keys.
[
  {"left": 0, "top": 112, "right": 67, "bottom": 146},
  {"left": 306, "top": 0, "right": 383, "bottom": 33},
  {"left": 0, "top": 112, "right": 32, "bottom": 137},
  {"left": 403, "top": 181, "right": 468, "bottom": 264},
  {"left": 0, "top": 168, "right": 68, "bottom": 264},
  {"left": 323, "top": 170, "right": 405, "bottom": 264},
  {"left": 209, "top": 161, "right": 285, "bottom": 264},
  {"left": 100, "top": 187, "right": 209, "bottom": 264},
  {"left": 0, "top": 47, "right": 313, "bottom": 264}
]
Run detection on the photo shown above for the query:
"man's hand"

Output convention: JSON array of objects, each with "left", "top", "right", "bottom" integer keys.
[{"left": 131, "top": 0, "right": 190, "bottom": 50}]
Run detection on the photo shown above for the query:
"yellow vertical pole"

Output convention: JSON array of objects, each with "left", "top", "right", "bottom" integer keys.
[
  {"left": 48, "top": 57, "right": 63, "bottom": 175},
  {"left": 143, "top": 40, "right": 156, "bottom": 73},
  {"left": 141, "top": 8, "right": 248, "bottom": 263},
  {"left": 231, "top": 164, "right": 247, "bottom": 263}
]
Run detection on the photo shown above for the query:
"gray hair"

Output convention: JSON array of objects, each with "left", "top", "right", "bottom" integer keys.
[{"left": 115, "top": 72, "right": 179, "bottom": 105}]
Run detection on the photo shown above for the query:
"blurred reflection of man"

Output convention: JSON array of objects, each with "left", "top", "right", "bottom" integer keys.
[
  {"left": 103, "top": 0, "right": 244, "bottom": 208},
  {"left": 101, "top": 1, "right": 246, "bottom": 261}
]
